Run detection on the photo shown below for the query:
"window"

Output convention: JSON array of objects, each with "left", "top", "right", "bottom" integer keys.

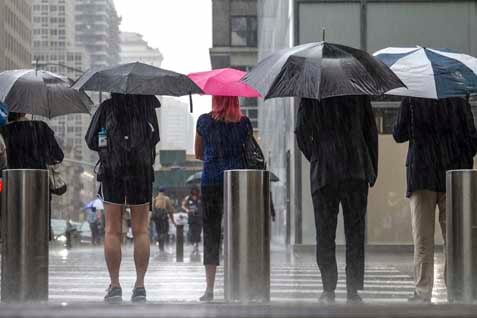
[{"left": 231, "top": 16, "right": 257, "bottom": 47}]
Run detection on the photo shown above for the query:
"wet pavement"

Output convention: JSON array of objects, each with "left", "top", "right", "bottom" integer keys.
[
  {"left": 37, "top": 243, "right": 446, "bottom": 304},
  {"left": 0, "top": 243, "right": 466, "bottom": 317}
]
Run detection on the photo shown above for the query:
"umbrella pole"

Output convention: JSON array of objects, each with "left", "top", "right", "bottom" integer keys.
[{"left": 322, "top": 28, "right": 326, "bottom": 41}]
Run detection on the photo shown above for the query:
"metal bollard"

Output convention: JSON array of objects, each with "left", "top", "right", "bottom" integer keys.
[
  {"left": 446, "top": 169, "right": 477, "bottom": 303},
  {"left": 176, "top": 224, "right": 184, "bottom": 262},
  {"left": 1, "top": 169, "right": 49, "bottom": 303},
  {"left": 224, "top": 169, "right": 270, "bottom": 303}
]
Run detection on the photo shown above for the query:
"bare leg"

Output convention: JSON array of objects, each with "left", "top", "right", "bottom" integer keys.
[
  {"left": 130, "top": 204, "right": 150, "bottom": 288},
  {"left": 104, "top": 203, "right": 123, "bottom": 288},
  {"left": 205, "top": 265, "right": 217, "bottom": 291}
]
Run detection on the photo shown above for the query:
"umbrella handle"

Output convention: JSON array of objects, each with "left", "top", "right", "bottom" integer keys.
[{"left": 189, "top": 93, "right": 193, "bottom": 113}]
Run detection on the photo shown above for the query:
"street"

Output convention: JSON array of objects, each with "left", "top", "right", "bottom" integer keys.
[{"left": 33, "top": 244, "right": 446, "bottom": 304}]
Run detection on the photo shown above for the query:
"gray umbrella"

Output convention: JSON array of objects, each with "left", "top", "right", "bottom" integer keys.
[
  {"left": 0, "top": 69, "right": 93, "bottom": 119},
  {"left": 72, "top": 62, "right": 203, "bottom": 96}
]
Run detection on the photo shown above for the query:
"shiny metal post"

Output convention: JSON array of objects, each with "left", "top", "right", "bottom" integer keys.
[
  {"left": 446, "top": 170, "right": 477, "bottom": 303},
  {"left": 224, "top": 169, "right": 270, "bottom": 303},
  {"left": 1, "top": 169, "right": 49, "bottom": 303}
]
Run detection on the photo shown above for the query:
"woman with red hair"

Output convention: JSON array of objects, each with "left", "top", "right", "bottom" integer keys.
[{"left": 195, "top": 96, "right": 252, "bottom": 301}]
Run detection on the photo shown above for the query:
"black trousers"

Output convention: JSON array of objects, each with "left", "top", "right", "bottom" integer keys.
[
  {"left": 311, "top": 180, "right": 368, "bottom": 292},
  {"left": 154, "top": 217, "right": 169, "bottom": 251},
  {"left": 201, "top": 184, "right": 223, "bottom": 266}
]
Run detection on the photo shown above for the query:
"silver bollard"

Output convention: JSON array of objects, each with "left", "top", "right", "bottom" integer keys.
[
  {"left": 446, "top": 169, "right": 477, "bottom": 303},
  {"left": 224, "top": 169, "right": 270, "bottom": 303},
  {"left": 1, "top": 169, "right": 49, "bottom": 303}
]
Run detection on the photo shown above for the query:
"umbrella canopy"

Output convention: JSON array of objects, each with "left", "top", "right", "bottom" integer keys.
[
  {"left": 72, "top": 62, "right": 203, "bottom": 97},
  {"left": 374, "top": 47, "right": 477, "bottom": 99},
  {"left": 242, "top": 42, "right": 405, "bottom": 100},
  {"left": 186, "top": 171, "right": 279, "bottom": 185},
  {"left": 84, "top": 198, "right": 104, "bottom": 210},
  {"left": 0, "top": 69, "right": 93, "bottom": 119},
  {"left": 188, "top": 68, "right": 260, "bottom": 97}
]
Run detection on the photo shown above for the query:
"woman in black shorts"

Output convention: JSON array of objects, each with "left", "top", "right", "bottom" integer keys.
[{"left": 86, "top": 93, "right": 160, "bottom": 303}]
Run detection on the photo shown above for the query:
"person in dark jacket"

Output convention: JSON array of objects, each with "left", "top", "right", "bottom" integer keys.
[
  {"left": 393, "top": 97, "right": 477, "bottom": 303},
  {"left": 295, "top": 96, "right": 378, "bottom": 304},
  {"left": 0, "top": 112, "right": 64, "bottom": 242},
  {"left": 0, "top": 112, "right": 64, "bottom": 169},
  {"left": 85, "top": 93, "right": 160, "bottom": 303}
]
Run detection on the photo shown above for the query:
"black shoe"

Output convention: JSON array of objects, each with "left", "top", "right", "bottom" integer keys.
[
  {"left": 199, "top": 290, "right": 214, "bottom": 302},
  {"left": 319, "top": 291, "right": 335, "bottom": 304},
  {"left": 347, "top": 291, "right": 363, "bottom": 304},
  {"left": 131, "top": 287, "right": 147, "bottom": 303},
  {"left": 408, "top": 292, "right": 431, "bottom": 303},
  {"left": 104, "top": 286, "right": 122, "bottom": 304}
]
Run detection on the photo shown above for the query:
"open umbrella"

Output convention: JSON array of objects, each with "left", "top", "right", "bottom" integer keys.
[
  {"left": 185, "top": 171, "right": 279, "bottom": 185},
  {"left": 242, "top": 42, "right": 405, "bottom": 100},
  {"left": 188, "top": 68, "right": 260, "bottom": 97},
  {"left": 0, "top": 69, "right": 93, "bottom": 118},
  {"left": 72, "top": 62, "right": 203, "bottom": 97},
  {"left": 373, "top": 47, "right": 477, "bottom": 99}
]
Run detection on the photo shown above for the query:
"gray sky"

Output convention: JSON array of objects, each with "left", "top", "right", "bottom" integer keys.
[{"left": 114, "top": 0, "right": 212, "bottom": 116}]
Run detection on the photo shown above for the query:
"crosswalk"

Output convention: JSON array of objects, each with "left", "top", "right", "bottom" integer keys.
[{"left": 43, "top": 247, "right": 447, "bottom": 304}]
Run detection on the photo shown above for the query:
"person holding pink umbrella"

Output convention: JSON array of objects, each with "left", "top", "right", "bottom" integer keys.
[{"left": 190, "top": 68, "right": 259, "bottom": 301}]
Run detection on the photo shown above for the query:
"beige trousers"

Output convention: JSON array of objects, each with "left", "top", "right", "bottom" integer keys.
[{"left": 410, "top": 190, "right": 447, "bottom": 299}]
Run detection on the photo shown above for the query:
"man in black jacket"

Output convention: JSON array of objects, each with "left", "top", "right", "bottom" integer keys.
[
  {"left": 393, "top": 97, "right": 477, "bottom": 303},
  {"left": 295, "top": 96, "right": 378, "bottom": 304}
]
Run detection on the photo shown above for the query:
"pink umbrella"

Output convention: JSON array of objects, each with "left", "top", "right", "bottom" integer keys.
[{"left": 188, "top": 68, "right": 261, "bottom": 98}]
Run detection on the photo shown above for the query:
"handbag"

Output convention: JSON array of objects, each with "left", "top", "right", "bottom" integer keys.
[
  {"left": 242, "top": 133, "right": 266, "bottom": 170},
  {"left": 49, "top": 164, "right": 67, "bottom": 196}
]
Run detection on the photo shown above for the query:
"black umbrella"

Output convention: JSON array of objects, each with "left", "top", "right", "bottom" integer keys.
[
  {"left": 242, "top": 42, "right": 405, "bottom": 100},
  {"left": 185, "top": 171, "right": 280, "bottom": 185},
  {"left": 0, "top": 69, "right": 93, "bottom": 118},
  {"left": 72, "top": 62, "right": 203, "bottom": 97}
]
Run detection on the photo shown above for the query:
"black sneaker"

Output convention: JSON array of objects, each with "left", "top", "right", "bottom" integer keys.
[
  {"left": 347, "top": 290, "right": 363, "bottom": 304},
  {"left": 199, "top": 290, "right": 214, "bottom": 302},
  {"left": 319, "top": 291, "right": 335, "bottom": 304},
  {"left": 408, "top": 292, "right": 431, "bottom": 304},
  {"left": 131, "top": 287, "right": 147, "bottom": 303},
  {"left": 104, "top": 286, "right": 122, "bottom": 304}
]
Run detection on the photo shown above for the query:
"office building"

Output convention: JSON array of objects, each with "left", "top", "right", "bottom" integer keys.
[
  {"left": 210, "top": 0, "right": 259, "bottom": 130},
  {"left": 120, "top": 32, "right": 163, "bottom": 66},
  {"left": 0, "top": 0, "right": 32, "bottom": 71}
]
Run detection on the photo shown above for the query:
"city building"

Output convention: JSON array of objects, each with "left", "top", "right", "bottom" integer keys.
[
  {"left": 210, "top": 0, "right": 259, "bottom": 130},
  {"left": 0, "top": 0, "right": 32, "bottom": 71},
  {"left": 31, "top": 0, "right": 99, "bottom": 220},
  {"left": 257, "top": 0, "right": 477, "bottom": 248},
  {"left": 75, "top": 0, "right": 121, "bottom": 69},
  {"left": 120, "top": 32, "right": 163, "bottom": 66},
  {"left": 157, "top": 97, "right": 195, "bottom": 157}
]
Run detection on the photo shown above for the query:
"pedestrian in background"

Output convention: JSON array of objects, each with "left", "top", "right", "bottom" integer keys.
[
  {"left": 182, "top": 187, "right": 202, "bottom": 254},
  {"left": 195, "top": 96, "right": 252, "bottom": 301},
  {"left": 86, "top": 93, "right": 160, "bottom": 304},
  {"left": 152, "top": 188, "right": 176, "bottom": 253},
  {"left": 393, "top": 97, "right": 477, "bottom": 303},
  {"left": 86, "top": 207, "right": 101, "bottom": 245},
  {"left": 295, "top": 96, "right": 378, "bottom": 304}
]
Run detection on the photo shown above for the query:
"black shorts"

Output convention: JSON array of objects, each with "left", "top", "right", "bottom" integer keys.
[{"left": 99, "top": 175, "right": 152, "bottom": 206}]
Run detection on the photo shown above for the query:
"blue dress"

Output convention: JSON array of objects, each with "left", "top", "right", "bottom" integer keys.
[{"left": 196, "top": 114, "right": 252, "bottom": 186}]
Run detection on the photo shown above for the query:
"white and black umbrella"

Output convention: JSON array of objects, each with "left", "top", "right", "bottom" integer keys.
[
  {"left": 374, "top": 47, "right": 477, "bottom": 99},
  {"left": 0, "top": 69, "right": 93, "bottom": 118},
  {"left": 242, "top": 42, "right": 405, "bottom": 100}
]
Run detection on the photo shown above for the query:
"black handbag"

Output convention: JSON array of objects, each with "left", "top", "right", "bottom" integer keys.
[{"left": 242, "top": 133, "right": 266, "bottom": 170}]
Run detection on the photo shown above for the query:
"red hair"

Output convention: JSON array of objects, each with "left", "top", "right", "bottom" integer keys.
[{"left": 211, "top": 96, "right": 243, "bottom": 122}]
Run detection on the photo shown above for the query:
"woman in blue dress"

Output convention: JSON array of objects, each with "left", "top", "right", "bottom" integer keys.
[{"left": 195, "top": 96, "right": 252, "bottom": 301}]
